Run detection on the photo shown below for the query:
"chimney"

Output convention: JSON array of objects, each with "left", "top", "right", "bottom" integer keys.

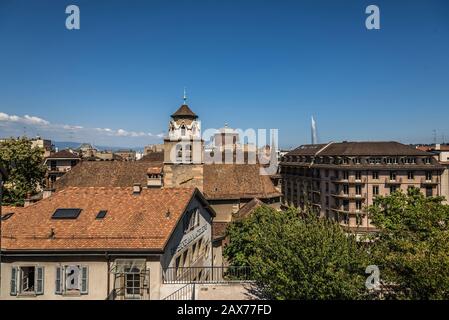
[
  {"left": 43, "top": 188, "right": 55, "bottom": 199},
  {"left": 133, "top": 183, "right": 142, "bottom": 195}
]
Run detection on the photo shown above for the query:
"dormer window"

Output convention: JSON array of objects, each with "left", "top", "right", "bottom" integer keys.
[
  {"left": 424, "top": 157, "right": 432, "bottom": 164},
  {"left": 181, "top": 125, "right": 186, "bottom": 137}
]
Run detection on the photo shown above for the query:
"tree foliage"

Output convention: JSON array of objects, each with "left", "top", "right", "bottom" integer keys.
[
  {"left": 224, "top": 206, "right": 370, "bottom": 299},
  {"left": 368, "top": 188, "right": 449, "bottom": 299},
  {"left": 0, "top": 137, "right": 46, "bottom": 206}
]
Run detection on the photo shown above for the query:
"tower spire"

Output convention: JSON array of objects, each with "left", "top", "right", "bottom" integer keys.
[{"left": 183, "top": 87, "right": 187, "bottom": 105}]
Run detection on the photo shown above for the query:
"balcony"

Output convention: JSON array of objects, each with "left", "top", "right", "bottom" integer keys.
[
  {"left": 331, "top": 177, "right": 367, "bottom": 184},
  {"left": 331, "top": 193, "right": 367, "bottom": 199},
  {"left": 384, "top": 177, "right": 402, "bottom": 185},
  {"left": 420, "top": 177, "right": 438, "bottom": 185},
  {"left": 162, "top": 266, "right": 252, "bottom": 284}
]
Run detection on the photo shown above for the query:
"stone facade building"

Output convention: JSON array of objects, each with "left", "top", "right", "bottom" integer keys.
[{"left": 280, "top": 141, "right": 445, "bottom": 233}]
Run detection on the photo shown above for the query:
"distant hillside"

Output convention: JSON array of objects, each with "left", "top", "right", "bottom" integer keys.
[{"left": 53, "top": 141, "right": 144, "bottom": 152}]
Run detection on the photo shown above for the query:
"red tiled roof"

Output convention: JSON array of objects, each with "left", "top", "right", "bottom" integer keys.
[
  {"left": 54, "top": 161, "right": 162, "bottom": 190},
  {"left": 171, "top": 104, "right": 197, "bottom": 118},
  {"left": 1, "top": 187, "right": 204, "bottom": 252},
  {"left": 46, "top": 150, "right": 80, "bottom": 159},
  {"left": 203, "top": 164, "right": 281, "bottom": 200}
]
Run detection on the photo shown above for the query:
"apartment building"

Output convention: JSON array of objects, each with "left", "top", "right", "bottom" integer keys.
[
  {"left": 280, "top": 141, "right": 445, "bottom": 233},
  {"left": 44, "top": 150, "right": 81, "bottom": 188}
]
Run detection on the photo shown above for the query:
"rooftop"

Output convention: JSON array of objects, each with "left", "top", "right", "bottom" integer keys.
[
  {"left": 286, "top": 141, "right": 433, "bottom": 157},
  {"left": 1, "top": 187, "right": 208, "bottom": 251},
  {"left": 171, "top": 104, "right": 198, "bottom": 119}
]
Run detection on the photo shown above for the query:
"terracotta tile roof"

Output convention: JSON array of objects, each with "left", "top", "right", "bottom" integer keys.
[
  {"left": 147, "top": 166, "right": 163, "bottom": 175},
  {"left": 287, "top": 141, "right": 432, "bottom": 157},
  {"left": 234, "top": 198, "right": 264, "bottom": 220},
  {"left": 1, "top": 206, "right": 24, "bottom": 226},
  {"left": 1, "top": 187, "right": 201, "bottom": 252},
  {"left": 54, "top": 161, "right": 162, "bottom": 191},
  {"left": 171, "top": 104, "right": 198, "bottom": 118},
  {"left": 203, "top": 164, "right": 281, "bottom": 200},
  {"left": 212, "top": 222, "right": 229, "bottom": 240},
  {"left": 140, "top": 152, "right": 164, "bottom": 162},
  {"left": 46, "top": 149, "right": 80, "bottom": 159}
]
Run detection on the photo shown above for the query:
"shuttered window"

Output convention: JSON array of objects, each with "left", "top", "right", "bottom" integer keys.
[
  {"left": 10, "top": 267, "right": 18, "bottom": 296},
  {"left": 55, "top": 267, "right": 63, "bottom": 294},
  {"left": 80, "top": 266, "right": 89, "bottom": 294},
  {"left": 36, "top": 267, "right": 44, "bottom": 295}
]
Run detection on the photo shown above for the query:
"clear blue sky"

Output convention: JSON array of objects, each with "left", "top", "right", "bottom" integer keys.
[{"left": 0, "top": 0, "right": 448, "bottom": 149}]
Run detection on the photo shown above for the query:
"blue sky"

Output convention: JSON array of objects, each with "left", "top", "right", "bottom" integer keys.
[{"left": 0, "top": 0, "right": 448, "bottom": 149}]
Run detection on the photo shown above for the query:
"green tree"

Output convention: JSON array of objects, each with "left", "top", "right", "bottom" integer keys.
[
  {"left": 224, "top": 206, "right": 370, "bottom": 299},
  {"left": 0, "top": 137, "right": 46, "bottom": 206},
  {"left": 368, "top": 188, "right": 449, "bottom": 299}
]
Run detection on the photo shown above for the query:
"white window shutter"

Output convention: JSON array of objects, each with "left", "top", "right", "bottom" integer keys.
[
  {"left": 10, "top": 267, "right": 18, "bottom": 296},
  {"left": 55, "top": 266, "right": 63, "bottom": 294},
  {"left": 35, "top": 266, "right": 44, "bottom": 295},
  {"left": 80, "top": 266, "right": 88, "bottom": 294}
]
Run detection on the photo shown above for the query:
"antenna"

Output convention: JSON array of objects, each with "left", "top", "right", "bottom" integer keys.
[
  {"left": 183, "top": 87, "right": 187, "bottom": 105},
  {"left": 433, "top": 129, "right": 437, "bottom": 145}
]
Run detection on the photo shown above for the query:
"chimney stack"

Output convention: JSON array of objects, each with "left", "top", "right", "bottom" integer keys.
[{"left": 133, "top": 183, "right": 142, "bottom": 195}]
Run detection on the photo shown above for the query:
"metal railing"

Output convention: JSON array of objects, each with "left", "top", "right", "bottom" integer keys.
[
  {"left": 162, "top": 266, "right": 252, "bottom": 284},
  {"left": 163, "top": 283, "right": 196, "bottom": 300}
]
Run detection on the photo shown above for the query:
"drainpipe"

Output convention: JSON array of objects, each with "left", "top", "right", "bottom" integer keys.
[{"left": 106, "top": 252, "right": 110, "bottom": 299}]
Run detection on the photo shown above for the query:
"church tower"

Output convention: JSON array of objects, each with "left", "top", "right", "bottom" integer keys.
[{"left": 163, "top": 90, "right": 204, "bottom": 190}]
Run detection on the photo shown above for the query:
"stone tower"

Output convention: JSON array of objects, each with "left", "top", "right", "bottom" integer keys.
[{"left": 163, "top": 93, "right": 204, "bottom": 190}]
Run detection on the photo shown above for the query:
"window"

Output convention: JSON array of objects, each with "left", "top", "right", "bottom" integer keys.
[
  {"left": 426, "top": 186, "right": 433, "bottom": 197},
  {"left": 183, "top": 208, "right": 200, "bottom": 233},
  {"left": 407, "top": 171, "right": 414, "bottom": 180},
  {"left": 354, "top": 158, "right": 361, "bottom": 164},
  {"left": 406, "top": 157, "right": 416, "bottom": 164},
  {"left": 325, "top": 170, "right": 329, "bottom": 178},
  {"left": 181, "top": 125, "right": 186, "bottom": 136},
  {"left": 373, "top": 185, "right": 379, "bottom": 196},
  {"left": 343, "top": 185, "right": 349, "bottom": 195},
  {"left": 325, "top": 182, "right": 329, "bottom": 192},
  {"left": 96, "top": 210, "right": 107, "bottom": 219},
  {"left": 55, "top": 265, "right": 89, "bottom": 295},
  {"left": 343, "top": 171, "right": 349, "bottom": 180},
  {"left": 425, "top": 171, "right": 432, "bottom": 181},
  {"left": 386, "top": 157, "right": 398, "bottom": 164},
  {"left": 356, "top": 200, "right": 362, "bottom": 210},
  {"left": 390, "top": 186, "right": 397, "bottom": 194},
  {"left": 390, "top": 172, "right": 397, "bottom": 181},
  {"left": 355, "top": 171, "right": 361, "bottom": 180},
  {"left": 70, "top": 160, "right": 77, "bottom": 167},
  {"left": 52, "top": 208, "right": 82, "bottom": 219},
  {"left": 125, "top": 267, "right": 141, "bottom": 299},
  {"left": 355, "top": 185, "right": 362, "bottom": 195},
  {"left": 356, "top": 213, "right": 363, "bottom": 226},
  {"left": 10, "top": 266, "right": 44, "bottom": 296},
  {"left": 372, "top": 171, "right": 379, "bottom": 180},
  {"left": 424, "top": 157, "right": 432, "bottom": 164}
]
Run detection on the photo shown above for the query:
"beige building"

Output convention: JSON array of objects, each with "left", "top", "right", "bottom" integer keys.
[
  {"left": 30, "top": 137, "right": 53, "bottom": 158},
  {"left": 114, "top": 149, "right": 137, "bottom": 161},
  {"left": 280, "top": 141, "right": 445, "bottom": 233},
  {"left": 44, "top": 150, "right": 81, "bottom": 188},
  {"left": 0, "top": 187, "right": 215, "bottom": 300},
  {"left": 416, "top": 144, "right": 449, "bottom": 204}
]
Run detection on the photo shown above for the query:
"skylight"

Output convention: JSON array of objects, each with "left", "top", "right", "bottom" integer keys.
[
  {"left": 52, "top": 208, "right": 82, "bottom": 219},
  {"left": 1, "top": 212, "right": 14, "bottom": 221},
  {"left": 96, "top": 210, "right": 107, "bottom": 219}
]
